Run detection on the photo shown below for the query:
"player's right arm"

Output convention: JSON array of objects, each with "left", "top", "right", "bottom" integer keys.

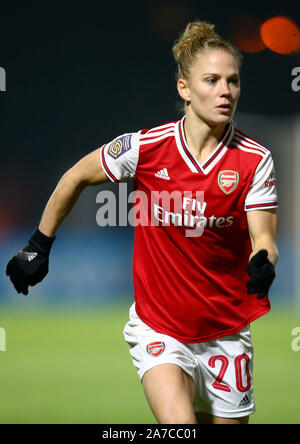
[
  {"left": 6, "top": 130, "right": 141, "bottom": 295},
  {"left": 6, "top": 147, "right": 109, "bottom": 295}
]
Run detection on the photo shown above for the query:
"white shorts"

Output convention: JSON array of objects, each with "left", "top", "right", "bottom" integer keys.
[{"left": 123, "top": 303, "right": 256, "bottom": 419}]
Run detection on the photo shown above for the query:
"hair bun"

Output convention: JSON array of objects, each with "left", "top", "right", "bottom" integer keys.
[{"left": 173, "top": 21, "right": 220, "bottom": 62}]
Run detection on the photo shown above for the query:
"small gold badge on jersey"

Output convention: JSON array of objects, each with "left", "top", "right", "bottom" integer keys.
[
  {"left": 218, "top": 170, "right": 239, "bottom": 194},
  {"left": 108, "top": 134, "right": 132, "bottom": 159}
]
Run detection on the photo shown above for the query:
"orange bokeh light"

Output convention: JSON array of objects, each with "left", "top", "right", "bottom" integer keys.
[
  {"left": 230, "top": 16, "right": 266, "bottom": 53},
  {"left": 260, "top": 16, "right": 300, "bottom": 54}
]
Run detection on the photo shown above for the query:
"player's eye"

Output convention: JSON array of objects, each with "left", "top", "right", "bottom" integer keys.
[
  {"left": 206, "top": 78, "right": 217, "bottom": 84},
  {"left": 229, "top": 78, "right": 240, "bottom": 86}
]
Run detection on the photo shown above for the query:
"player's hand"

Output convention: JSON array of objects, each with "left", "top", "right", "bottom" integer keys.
[
  {"left": 6, "top": 229, "right": 55, "bottom": 295},
  {"left": 246, "top": 249, "right": 275, "bottom": 299}
]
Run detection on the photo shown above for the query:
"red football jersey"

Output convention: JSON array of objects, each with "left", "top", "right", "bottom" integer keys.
[{"left": 100, "top": 117, "right": 278, "bottom": 342}]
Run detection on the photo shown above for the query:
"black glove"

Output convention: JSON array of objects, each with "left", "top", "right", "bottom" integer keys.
[
  {"left": 6, "top": 229, "right": 55, "bottom": 295},
  {"left": 246, "top": 249, "right": 275, "bottom": 299}
]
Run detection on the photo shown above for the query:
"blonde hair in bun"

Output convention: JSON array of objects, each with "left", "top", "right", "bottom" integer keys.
[{"left": 172, "top": 20, "right": 243, "bottom": 81}]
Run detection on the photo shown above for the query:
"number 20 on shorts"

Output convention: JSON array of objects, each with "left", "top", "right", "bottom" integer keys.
[{"left": 208, "top": 353, "right": 251, "bottom": 392}]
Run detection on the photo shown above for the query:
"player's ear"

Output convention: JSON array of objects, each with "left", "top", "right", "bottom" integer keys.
[{"left": 177, "top": 78, "right": 191, "bottom": 102}]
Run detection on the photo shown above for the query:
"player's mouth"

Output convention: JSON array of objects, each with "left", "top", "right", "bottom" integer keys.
[{"left": 216, "top": 103, "right": 231, "bottom": 111}]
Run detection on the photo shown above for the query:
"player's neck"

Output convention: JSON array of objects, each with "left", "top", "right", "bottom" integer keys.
[{"left": 183, "top": 114, "right": 227, "bottom": 164}]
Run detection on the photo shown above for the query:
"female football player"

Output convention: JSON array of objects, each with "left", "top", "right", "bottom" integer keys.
[{"left": 6, "top": 20, "right": 278, "bottom": 424}]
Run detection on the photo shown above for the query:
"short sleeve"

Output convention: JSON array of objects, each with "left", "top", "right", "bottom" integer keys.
[
  {"left": 245, "top": 151, "right": 278, "bottom": 211},
  {"left": 100, "top": 132, "right": 140, "bottom": 182}
]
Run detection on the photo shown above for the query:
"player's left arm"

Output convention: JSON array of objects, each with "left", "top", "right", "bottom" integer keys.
[
  {"left": 247, "top": 208, "right": 279, "bottom": 266},
  {"left": 246, "top": 209, "right": 279, "bottom": 298}
]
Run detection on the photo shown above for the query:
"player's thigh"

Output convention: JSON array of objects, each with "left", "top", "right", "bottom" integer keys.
[
  {"left": 196, "top": 412, "right": 249, "bottom": 424},
  {"left": 124, "top": 303, "right": 198, "bottom": 423},
  {"left": 142, "top": 363, "right": 197, "bottom": 424}
]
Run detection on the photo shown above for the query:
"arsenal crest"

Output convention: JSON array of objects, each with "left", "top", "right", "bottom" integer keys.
[
  {"left": 218, "top": 170, "right": 239, "bottom": 194},
  {"left": 146, "top": 341, "right": 166, "bottom": 357}
]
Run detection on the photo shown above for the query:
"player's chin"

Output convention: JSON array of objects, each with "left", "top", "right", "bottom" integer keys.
[
  {"left": 208, "top": 115, "right": 232, "bottom": 127},
  {"left": 213, "top": 111, "right": 233, "bottom": 124}
]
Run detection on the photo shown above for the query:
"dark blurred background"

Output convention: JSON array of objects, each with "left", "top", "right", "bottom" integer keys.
[{"left": 1, "top": 1, "right": 300, "bottom": 307}]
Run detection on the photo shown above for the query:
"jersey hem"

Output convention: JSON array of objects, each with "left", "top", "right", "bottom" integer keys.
[
  {"left": 135, "top": 305, "right": 271, "bottom": 344},
  {"left": 245, "top": 202, "right": 278, "bottom": 211}
]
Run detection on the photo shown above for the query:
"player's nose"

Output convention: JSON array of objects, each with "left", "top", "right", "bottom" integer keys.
[{"left": 219, "top": 79, "right": 231, "bottom": 97}]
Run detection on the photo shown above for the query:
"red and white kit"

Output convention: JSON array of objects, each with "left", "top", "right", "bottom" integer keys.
[{"left": 100, "top": 116, "right": 278, "bottom": 343}]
